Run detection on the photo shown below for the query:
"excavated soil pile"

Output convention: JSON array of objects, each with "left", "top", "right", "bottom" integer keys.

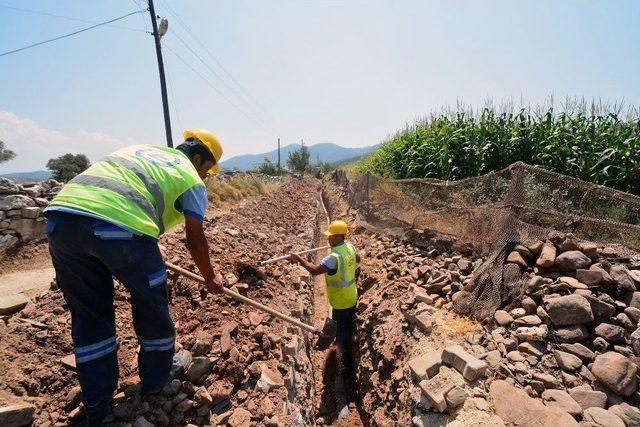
[{"left": 0, "top": 178, "right": 325, "bottom": 426}]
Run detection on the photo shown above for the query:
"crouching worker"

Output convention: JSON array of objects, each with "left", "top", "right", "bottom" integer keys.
[
  {"left": 44, "top": 129, "right": 224, "bottom": 425},
  {"left": 288, "top": 220, "right": 359, "bottom": 417}
]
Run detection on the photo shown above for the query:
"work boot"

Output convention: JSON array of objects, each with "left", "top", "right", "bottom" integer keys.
[
  {"left": 337, "top": 404, "right": 351, "bottom": 421},
  {"left": 80, "top": 401, "right": 111, "bottom": 426},
  {"left": 334, "top": 375, "right": 349, "bottom": 417},
  {"left": 169, "top": 349, "right": 192, "bottom": 379}
]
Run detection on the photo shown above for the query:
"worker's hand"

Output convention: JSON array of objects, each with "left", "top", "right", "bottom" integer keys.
[
  {"left": 204, "top": 272, "right": 224, "bottom": 294},
  {"left": 288, "top": 253, "right": 303, "bottom": 264}
]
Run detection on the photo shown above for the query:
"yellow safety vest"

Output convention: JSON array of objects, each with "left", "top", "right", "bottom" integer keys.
[
  {"left": 49, "top": 145, "right": 204, "bottom": 239},
  {"left": 325, "top": 242, "right": 357, "bottom": 309}
]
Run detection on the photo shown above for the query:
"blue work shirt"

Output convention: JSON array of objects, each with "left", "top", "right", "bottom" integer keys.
[{"left": 44, "top": 185, "right": 208, "bottom": 240}]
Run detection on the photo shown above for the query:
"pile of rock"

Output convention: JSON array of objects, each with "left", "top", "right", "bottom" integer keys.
[
  {"left": 351, "top": 226, "right": 640, "bottom": 425},
  {"left": 325, "top": 173, "right": 640, "bottom": 425},
  {"left": 217, "top": 171, "right": 282, "bottom": 184},
  {"left": 349, "top": 232, "right": 486, "bottom": 425},
  {"left": 369, "top": 232, "right": 478, "bottom": 307},
  {"left": 0, "top": 177, "right": 62, "bottom": 250},
  {"left": 470, "top": 234, "right": 640, "bottom": 425},
  {"left": 99, "top": 339, "right": 300, "bottom": 427}
]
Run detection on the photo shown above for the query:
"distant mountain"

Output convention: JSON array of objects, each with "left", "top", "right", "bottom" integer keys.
[
  {"left": 1, "top": 170, "right": 52, "bottom": 182},
  {"left": 220, "top": 142, "right": 379, "bottom": 171}
]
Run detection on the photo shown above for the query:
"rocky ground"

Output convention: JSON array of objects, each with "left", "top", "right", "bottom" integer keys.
[
  {"left": 475, "top": 237, "right": 640, "bottom": 426},
  {"left": 0, "top": 178, "right": 329, "bottom": 426},
  {"left": 1, "top": 173, "right": 640, "bottom": 427},
  {"left": 322, "top": 176, "right": 640, "bottom": 427}
]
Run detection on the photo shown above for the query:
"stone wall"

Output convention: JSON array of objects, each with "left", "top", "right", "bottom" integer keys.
[{"left": 0, "top": 177, "right": 62, "bottom": 250}]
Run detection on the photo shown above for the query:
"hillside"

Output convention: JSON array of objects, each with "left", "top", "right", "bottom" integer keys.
[
  {"left": 0, "top": 170, "right": 52, "bottom": 182},
  {"left": 220, "top": 142, "right": 378, "bottom": 171}
]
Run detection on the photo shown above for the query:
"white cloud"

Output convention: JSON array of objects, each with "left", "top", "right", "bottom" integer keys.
[{"left": 0, "top": 111, "right": 137, "bottom": 173}]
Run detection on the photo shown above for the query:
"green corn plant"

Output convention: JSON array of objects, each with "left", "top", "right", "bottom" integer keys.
[{"left": 354, "top": 100, "right": 640, "bottom": 196}]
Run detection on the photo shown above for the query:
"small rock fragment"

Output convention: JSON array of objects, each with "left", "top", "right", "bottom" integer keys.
[
  {"left": 256, "top": 364, "right": 284, "bottom": 392},
  {"left": 0, "top": 403, "right": 35, "bottom": 427},
  {"left": 554, "top": 250, "right": 591, "bottom": 272},
  {"left": 445, "top": 386, "right": 468, "bottom": 409},
  {"left": 0, "top": 293, "right": 29, "bottom": 315},
  {"left": 546, "top": 294, "right": 593, "bottom": 326},
  {"left": 553, "top": 350, "right": 582, "bottom": 372},
  {"left": 541, "top": 389, "right": 582, "bottom": 417}
]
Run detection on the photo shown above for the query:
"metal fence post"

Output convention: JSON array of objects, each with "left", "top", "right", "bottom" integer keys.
[{"left": 506, "top": 162, "right": 525, "bottom": 208}]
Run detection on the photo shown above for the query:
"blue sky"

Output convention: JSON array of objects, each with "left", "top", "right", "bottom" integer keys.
[{"left": 1, "top": 0, "right": 639, "bottom": 172}]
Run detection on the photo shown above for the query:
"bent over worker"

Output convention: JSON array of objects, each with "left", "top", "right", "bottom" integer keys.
[
  {"left": 288, "top": 220, "right": 359, "bottom": 416},
  {"left": 44, "top": 129, "right": 223, "bottom": 425}
]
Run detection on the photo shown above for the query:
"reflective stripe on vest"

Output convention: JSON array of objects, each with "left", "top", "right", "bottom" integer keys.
[
  {"left": 102, "top": 155, "right": 166, "bottom": 235},
  {"left": 325, "top": 242, "right": 357, "bottom": 309},
  {"left": 326, "top": 251, "right": 356, "bottom": 287},
  {"left": 70, "top": 174, "right": 160, "bottom": 227}
]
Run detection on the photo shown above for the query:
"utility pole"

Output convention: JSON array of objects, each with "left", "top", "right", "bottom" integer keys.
[
  {"left": 277, "top": 138, "right": 281, "bottom": 173},
  {"left": 147, "top": 0, "right": 173, "bottom": 147}
]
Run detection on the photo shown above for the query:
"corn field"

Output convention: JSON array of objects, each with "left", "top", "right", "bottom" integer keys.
[{"left": 355, "top": 101, "right": 640, "bottom": 195}]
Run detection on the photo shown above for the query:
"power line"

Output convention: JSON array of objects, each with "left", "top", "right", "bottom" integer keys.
[
  {"left": 130, "top": 0, "right": 151, "bottom": 34},
  {"left": 164, "top": 59, "right": 184, "bottom": 132},
  {"left": 163, "top": 42, "right": 274, "bottom": 136},
  {"left": 157, "top": 0, "right": 277, "bottom": 122},
  {"left": 164, "top": 42, "right": 270, "bottom": 133},
  {"left": 0, "top": 9, "right": 148, "bottom": 58},
  {"left": 0, "top": 4, "right": 148, "bottom": 34},
  {"left": 168, "top": 30, "right": 275, "bottom": 133}
]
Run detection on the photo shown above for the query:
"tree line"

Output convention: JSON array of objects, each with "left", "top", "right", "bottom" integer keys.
[
  {"left": 0, "top": 139, "right": 331, "bottom": 182},
  {"left": 255, "top": 142, "right": 334, "bottom": 176}
]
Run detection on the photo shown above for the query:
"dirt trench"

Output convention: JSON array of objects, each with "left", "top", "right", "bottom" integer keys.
[
  {"left": 321, "top": 178, "right": 507, "bottom": 427},
  {"left": 0, "top": 178, "right": 347, "bottom": 426}
]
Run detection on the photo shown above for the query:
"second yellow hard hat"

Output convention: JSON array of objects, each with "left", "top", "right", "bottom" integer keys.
[{"left": 324, "top": 220, "right": 349, "bottom": 236}]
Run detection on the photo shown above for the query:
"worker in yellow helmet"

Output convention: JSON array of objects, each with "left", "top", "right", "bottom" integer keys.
[
  {"left": 44, "top": 129, "right": 223, "bottom": 425},
  {"left": 288, "top": 220, "right": 360, "bottom": 420}
]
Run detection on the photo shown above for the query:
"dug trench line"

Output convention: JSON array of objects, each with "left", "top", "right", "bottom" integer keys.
[
  {"left": 309, "top": 189, "right": 367, "bottom": 426},
  {"left": 321, "top": 178, "right": 505, "bottom": 426}
]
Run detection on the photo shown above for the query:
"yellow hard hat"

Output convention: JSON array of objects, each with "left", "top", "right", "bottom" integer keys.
[
  {"left": 183, "top": 129, "right": 223, "bottom": 175},
  {"left": 324, "top": 220, "right": 348, "bottom": 236}
]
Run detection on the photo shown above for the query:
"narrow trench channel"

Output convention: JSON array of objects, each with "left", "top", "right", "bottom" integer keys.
[{"left": 309, "top": 189, "right": 367, "bottom": 426}]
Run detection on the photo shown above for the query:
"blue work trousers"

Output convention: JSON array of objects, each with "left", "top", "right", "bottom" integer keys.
[{"left": 46, "top": 212, "right": 175, "bottom": 409}]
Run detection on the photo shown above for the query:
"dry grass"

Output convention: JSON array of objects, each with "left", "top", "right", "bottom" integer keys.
[
  {"left": 408, "top": 309, "right": 482, "bottom": 361},
  {"left": 205, "top": 175, "right": 274, "bottom": 206}
]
